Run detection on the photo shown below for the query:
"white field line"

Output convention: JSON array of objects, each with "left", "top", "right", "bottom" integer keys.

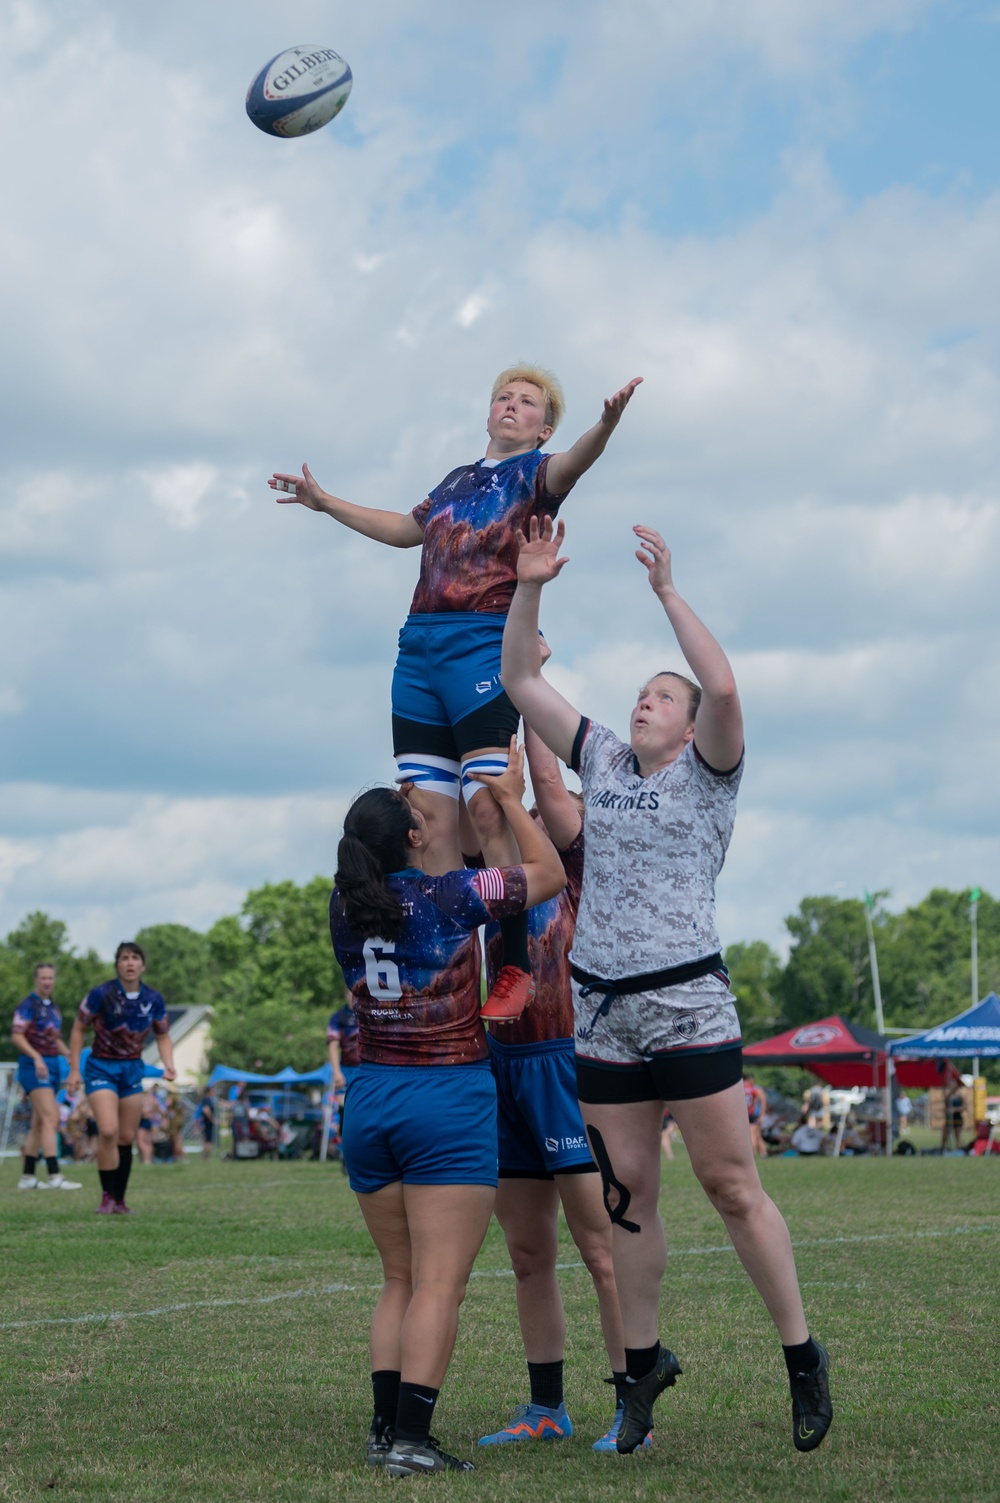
[{"left": 1, "top": 1224, "right": 995, "bottom": 1332}]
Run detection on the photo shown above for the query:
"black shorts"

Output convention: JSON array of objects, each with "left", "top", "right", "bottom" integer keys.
[
  {"left": 576, "top": 1046, "right": 743, "bottom": 1105},
  {"left": 392, "top": 691, "right": 521, "bottom": 762}
]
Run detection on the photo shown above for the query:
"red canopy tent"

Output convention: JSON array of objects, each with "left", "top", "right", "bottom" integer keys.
[{"left": 743, "top": 1015, "right": 959, "bottom": 1090}]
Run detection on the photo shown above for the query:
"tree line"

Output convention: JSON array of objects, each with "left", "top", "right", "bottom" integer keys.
[{"left": 1, "top": 884, "right": 995, "bottom": 1077}]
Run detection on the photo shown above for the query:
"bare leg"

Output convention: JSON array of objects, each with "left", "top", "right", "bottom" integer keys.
[
  {"left": 579, "top": 1100, "right": 666, "bottom": 1349},
  {"left": 357, "top": 1181, "right": 494, "bottom": 1388},
  {"left": 494, "top": 1179, "right": 566, "bottom": 1363},
  {"left": 668, "top": 1084, "right": 808, "bottom": 1345},
  {"left": 556, "top": 1171, "right": 626, "bottom": 1372},
  {"left": 400, "top": 786, "right": 462, "bottom": 877}
]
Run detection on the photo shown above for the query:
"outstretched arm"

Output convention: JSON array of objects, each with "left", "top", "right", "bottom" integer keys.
[
  {"left": 634, "top": 525, "right": 744, "bottom": 771},
  {"left": 469, "top": 738, "right": 566, "bottom": 908},
  {"left": 501, "top": 517, "right": 582, "bottom": 766},
  {"left": 544, "top": 377, "right": 642, "bottom": 496},
  {"left": 269, "top": 463, "right": 423, "bottom": 548},
  {"left": 523, "top": 647, "right": 582, "bottom": 851}
]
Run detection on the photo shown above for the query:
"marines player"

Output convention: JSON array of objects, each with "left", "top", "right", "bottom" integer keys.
[
  {"left": 329, "top": 742, "right": 565, "bottom": 1476},
  {"left": 12, "top": 964, "right": 81, "bottom": 1191},
  {"left": 67, "top": 942, "right": 176, "bottom": 1215},
  {"left": 273, "top": 366, "right": 641, "bottom": 1021},
  {"left": 500, "top": 517, "right": 833, "bottom": 1456}
]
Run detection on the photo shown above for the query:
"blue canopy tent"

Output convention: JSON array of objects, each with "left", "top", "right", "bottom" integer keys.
[
  {"left": 887, "top": 993, "right": 1000, "bottom": 1061},
  {"left": 207, "top": 1063, "right": 332, "bottom": 1158}
]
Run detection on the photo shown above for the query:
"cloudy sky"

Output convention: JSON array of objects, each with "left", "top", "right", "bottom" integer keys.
[{"left": 2, "top": 0, "right": 998, "bottom": 960}]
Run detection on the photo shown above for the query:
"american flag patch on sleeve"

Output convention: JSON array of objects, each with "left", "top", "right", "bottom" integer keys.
[{"left": 473, "top": 867, "right": 507, "bottom": 904}]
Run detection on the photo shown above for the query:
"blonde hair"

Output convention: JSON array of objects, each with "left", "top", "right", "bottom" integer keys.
[{"left": 491, "top": 365, "right": 565, "bottom": 435}]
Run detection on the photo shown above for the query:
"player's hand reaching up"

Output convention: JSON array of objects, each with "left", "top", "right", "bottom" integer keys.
[
  {"left": 515, "top": 515, "right": 570, "bottom": 587},
  {"left": 269, "top": 462, "right": 326, "bottom": 511},
  {"left": 601, "top": 376, "right": 643, "bottom": 428},
  {"left": 633, "top": 525, "right": 677, "bottom": 600}
]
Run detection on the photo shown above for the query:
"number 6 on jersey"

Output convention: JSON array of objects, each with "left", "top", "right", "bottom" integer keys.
[{"left": 363, "top": 939, "right": 402, "bottom": 1000}]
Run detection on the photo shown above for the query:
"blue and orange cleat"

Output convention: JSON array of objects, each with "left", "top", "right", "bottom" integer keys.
[{"left": 478, "top": 1402, "right": 572, "bottom": 1445}]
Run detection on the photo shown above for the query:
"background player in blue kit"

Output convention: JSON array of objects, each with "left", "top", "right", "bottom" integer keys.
[
  {"left": 68, "top": 942, "right": 176, "bottom": 1215},
  {"left": 501, "top": 517, "right": 833, "bottom": 1457},
  {"left": 272, "top": 366, "right": 641, "bottom": 1021},
  {"left": 329, "top": 742, "right": 565, "bottom": 1476},
  {"left": 12, "top": 963, "right": 81, "bottom": 1191}
]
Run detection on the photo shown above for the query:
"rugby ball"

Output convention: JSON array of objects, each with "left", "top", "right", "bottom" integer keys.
[{"left": 246, "top": 46, "right": 352, "bottom": 138}]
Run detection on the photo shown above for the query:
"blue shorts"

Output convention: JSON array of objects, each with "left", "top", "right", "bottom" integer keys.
[
  {"left": 338, "top": 1064, "right": 360, "bottom": 1092},
  {"left": 392, "top": 613, "right": 508, "bottom": 727},
  {"left": 17, "top": 1054, "right": 68, "bottom": 1096},
  {"left": 84, "top": 1056, "right": 145, "bottom": 1099},
  {"left": 487, "top": 1034, "right": 595, "bottom": 1178},
  {"left": 343, "top": 1060, "right": 498, "bottom": 1195}
]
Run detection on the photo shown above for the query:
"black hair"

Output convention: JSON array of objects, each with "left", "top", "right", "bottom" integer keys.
[
  {"left": 115, "top": 941, "right": 146, "bottom": 965},
  {"left": 335, "top": 788, "right": 416, "bottom": 940}
]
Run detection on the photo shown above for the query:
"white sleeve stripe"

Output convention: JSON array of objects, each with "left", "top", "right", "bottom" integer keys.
[{"left": 474, "top": 868, "right": 506, "bottom": 903}]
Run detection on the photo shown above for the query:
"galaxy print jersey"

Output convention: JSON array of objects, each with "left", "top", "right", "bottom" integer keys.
[
  {"left": 326, "top": 1004, "right": 361, "bottom": 1068},
  {"left": 570, "top": 720, "right": 743, "bottom": 980},
  {"left": 409, "top": 451, "right": 570, "bottom": 616},
  {"left": 12, "top": 994, "right": 64, "bottom": 1055},
  {"left": 77, "top": 979, "right": 169, "bottom": 1061},
  {"left": 330, "top": 865, "right": 529, "bottom": 1066},
  {"left": 485, "top": 830, "right": 585, "bottom": 1046}
]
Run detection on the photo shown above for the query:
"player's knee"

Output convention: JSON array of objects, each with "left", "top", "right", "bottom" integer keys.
[{"left": 698, "top": 1166, "right": 759, "bottom": 1221}]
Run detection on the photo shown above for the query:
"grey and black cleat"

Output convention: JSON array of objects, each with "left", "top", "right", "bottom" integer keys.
[
  {"left": 790, "top": 1342, "right": 832, "bottom": 1452},
  {"left": 384, "top": 1436, "right": 476, "bottom": 1476},
  {"left": 616, "top": 1346, "right": 682, "bottom": 1454}
]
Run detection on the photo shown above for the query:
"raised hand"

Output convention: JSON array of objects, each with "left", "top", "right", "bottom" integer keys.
[
  {"left": 633, "top": 525, "right": 676, "bottom": 599},
  {"left": 515, "top": 515, "right": 570, "bottom": 586},
  {"left": 601, "top": 376, "right": 643, "bottom": 428},
  {"left": 268, "top": 461, "right": 326, "bottom": 512}
]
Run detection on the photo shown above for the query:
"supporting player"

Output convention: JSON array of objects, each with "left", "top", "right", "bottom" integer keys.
[
  {"left": 67, "top": 942, "right": 176, "bottom": 1215},
  {"left": 329, "top": 744, "right": 565, "bottom": 1476},
  {"left": 11, "top": 964, "right": 81, "bottom": 1191},
  {"left": 500, "top": 517, "right": 833, "bottom": 1456},
  {"left": 326, "top": 1000, "right": 359, "bottom": 1169},
  {"left": 469, "top": 687, "right": 633, "bottom": 1450},
  {"left": 272, "top": 366, "right": 641, "bottom": 1020}
]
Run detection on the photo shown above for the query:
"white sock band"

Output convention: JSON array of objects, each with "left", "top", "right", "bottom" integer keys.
[
  {"left": 461, "top": 752, "right": 509, "bottom": 802},
  {"left": 394, "top": 753, "right": 462, "bottom": 800}
]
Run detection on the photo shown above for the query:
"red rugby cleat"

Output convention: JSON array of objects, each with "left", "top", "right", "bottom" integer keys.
[{"left": 481, "top": 966, "right": 535, "bottom": 1022}]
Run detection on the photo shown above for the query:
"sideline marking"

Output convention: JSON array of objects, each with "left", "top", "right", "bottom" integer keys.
[{"left": 2, "top": 1224, "right": 995, "bottom": 1332}]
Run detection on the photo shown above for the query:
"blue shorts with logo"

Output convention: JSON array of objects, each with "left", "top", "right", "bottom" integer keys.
[
  {"left": 392, "top": 613, "right": 507, "bottom": 726},
  {"left": 487, "top": 1034, "right": 595, "bottom": 1178},
  {"left": 17, "top": 1054, "right": 69, "bottom": 1095},
  {"left": 343, "top": 1060, "right": 498, "bottom": 1195},
  {"left": 84, "top": 1056, "right": 145, "bottom": 1099}
]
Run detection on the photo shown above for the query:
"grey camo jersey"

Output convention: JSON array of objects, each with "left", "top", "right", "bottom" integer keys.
[{"left": 569, "top": 721, "right": 743, "bottom": 980}]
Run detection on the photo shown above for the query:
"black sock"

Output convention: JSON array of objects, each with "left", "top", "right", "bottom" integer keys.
[
  {"left": 114, "top": 1144, "right": 133, "bottom": 1203},
  {"left": 611, "top": 1370, "right": 629, "bottom": 1407},
  {"left": 394, "top": 1382, "right": 439, "bottom": 1445},
  {"left": 24, "top": 1155, "right": 37, "bottom": 1176},
  {"left": 46, "top": 1156, "right": 60, "bottom": 1177},
  {"left": 527, "top": 1359, "right": 564, "bottom": 1410},
  {"left": 625, "top": 1343, "right": 660, "bottom": 1382},
  {"left": 99, "top": 1168, "right": 116, "bottom": 1196},
  {"left": 372, "top": 1369, "right": 401, "bottom": 1427},
  {"left": 783, "top": 1336, "right": 820, "bottom": 1375},
  {"left": 499, "top": 912, "right": 530, "bottom": 974}
]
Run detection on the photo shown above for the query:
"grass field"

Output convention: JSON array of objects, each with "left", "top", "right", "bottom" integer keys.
[{"left": 1, "top": 1150, "right": 997, "bottom": 1503}]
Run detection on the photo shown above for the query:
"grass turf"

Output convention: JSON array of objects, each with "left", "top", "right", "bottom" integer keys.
[{"left": 1, "top": 1151, "right": 997, "bottom": 1502}]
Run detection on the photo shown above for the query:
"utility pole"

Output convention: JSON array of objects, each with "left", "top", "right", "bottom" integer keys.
[{"left": 864, "top": 891, "right": 891, "bottom": 1156}]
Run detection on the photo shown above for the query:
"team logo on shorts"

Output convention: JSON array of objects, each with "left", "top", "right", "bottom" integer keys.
[
  {"left": 544, "top": 1137, "right": 558, "bottom": 1152},
  {"left": 673, "top": 1012, "right": 700, "bottom": 1041}
]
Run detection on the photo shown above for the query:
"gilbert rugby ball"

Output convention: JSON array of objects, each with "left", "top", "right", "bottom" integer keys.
[{"left": 246, "top": 46, "right": 352, "bottom": 138}]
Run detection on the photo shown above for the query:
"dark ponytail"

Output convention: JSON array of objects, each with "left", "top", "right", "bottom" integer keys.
[{"left": 335, "top": 788, "right": 416, "bottom": 940}]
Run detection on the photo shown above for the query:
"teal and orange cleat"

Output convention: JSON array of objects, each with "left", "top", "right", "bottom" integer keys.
[{"left": 478, "top": 1402, "right": 573, "bottom": 1445}]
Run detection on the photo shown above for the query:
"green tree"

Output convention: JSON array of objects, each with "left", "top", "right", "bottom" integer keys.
[
  {"left": 724, "top": 939, "right": 783, "bottom": 1043},
  {"left": 878, "top": 888, "right": 1000, "bottom": 1029},
  {"left": 134, "top": 923, "right": 211, "bottom": 1010},
  {"left": 778, "top": 896, "right": 877, "bottom": 1027}
]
